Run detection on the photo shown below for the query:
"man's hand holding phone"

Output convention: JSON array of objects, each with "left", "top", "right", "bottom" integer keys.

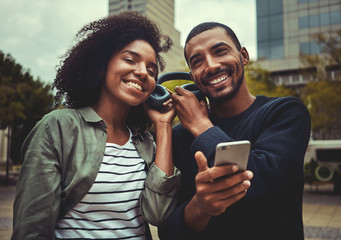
[{"left": 184, "top": 151, "right": 253, "bottom": 232}]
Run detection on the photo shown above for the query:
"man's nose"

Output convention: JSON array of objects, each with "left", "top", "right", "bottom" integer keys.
[{"left": 205, "top": 55, "right": 220, "bottom": 73}]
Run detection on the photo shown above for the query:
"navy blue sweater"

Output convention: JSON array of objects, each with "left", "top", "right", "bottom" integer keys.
[{"left": 159, "top": 95, "right": 311, "bottom": 240}]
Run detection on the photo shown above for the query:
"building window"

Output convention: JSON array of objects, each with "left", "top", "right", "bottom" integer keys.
[
  {"left": 299, "top": 16, "right": 309, "bottom": 28},
  {"left": 271, "top": 40, "right": 284, "bottom": 59},
  {"left": 320, "top": 12, "right": 330, "bottom": 26},
  {"left": 269, "top": 0, "right": 282, "bottom": 15},
  {"left": 257, "top": 18, "right": 269, "bottom": 41},
  {"left": 298, "top": 0, "right": 318, "bottom": 3},
  {"left": 331, "top": 11, "right": 341, "bottom": 25},
  {"left": 309, "top": 14, "right": 319, "bottom": 28},
  {"left": 299, "top": 41, "right": 322, "bottom": 55},
  {"left": 258, "top": 42, "right": 270, "bottom": 60},
  {"left": 270, "top": 15, "right": 283, "bottom": 39},
  {"left": 299, "top": 11, "right": 341, "bottom": 29}
]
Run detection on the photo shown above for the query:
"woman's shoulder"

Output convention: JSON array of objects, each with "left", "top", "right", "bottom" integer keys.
[
  {"left": 42, "top": 108, "right": 78, "bottom": 121},
  {"left": 37, "top": 108, "right": 85, "bottom": 129}
]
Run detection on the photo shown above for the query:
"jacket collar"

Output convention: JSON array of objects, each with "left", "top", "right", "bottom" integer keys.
[
  {"left": 78, "top": 106, "right": 103, "bottom": 123},
  {"left": 78, "top": 106, "right": 146, "bottom": 143}
]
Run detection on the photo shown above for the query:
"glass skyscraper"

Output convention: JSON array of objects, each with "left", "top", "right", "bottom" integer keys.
[{"left": 256, "top": 0, "right": 341, "bottom": 86}]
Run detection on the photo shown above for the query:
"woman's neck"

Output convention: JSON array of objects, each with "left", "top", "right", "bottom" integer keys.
[{"left": 92, "top": 101, "right": 131, "bottom": 145}]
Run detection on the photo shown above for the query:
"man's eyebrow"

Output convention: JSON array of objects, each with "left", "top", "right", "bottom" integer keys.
[
  {"left": 210, "top": 42, "right": 231, "bottom": 51},
  {"left": 189, "top": 42, "right": 232, "bottom": 64},
  {"left": 189, "top": 53, "right": 201, "bottom": 65}
]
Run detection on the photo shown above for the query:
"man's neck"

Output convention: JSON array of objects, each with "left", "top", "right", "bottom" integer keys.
[{"left": 210, "top": 90, "right": 255, "bottom": 119}]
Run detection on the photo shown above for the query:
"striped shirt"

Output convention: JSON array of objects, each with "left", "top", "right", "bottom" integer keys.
[{"left": 55, "top": 132, "right": 147, "bottom": 239}]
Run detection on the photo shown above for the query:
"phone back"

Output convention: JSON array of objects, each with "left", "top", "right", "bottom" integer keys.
[{"left": 214, "top": 140, "right": 250, "bottom": 170}]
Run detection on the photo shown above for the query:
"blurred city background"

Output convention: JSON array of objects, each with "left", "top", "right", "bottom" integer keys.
[{"left": 0, "top": 0, "right": 341, "bottom": 239}]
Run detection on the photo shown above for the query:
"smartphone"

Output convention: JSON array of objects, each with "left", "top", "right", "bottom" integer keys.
[{"left": 214, "top": 140, "right": 251, "bottom": 171}]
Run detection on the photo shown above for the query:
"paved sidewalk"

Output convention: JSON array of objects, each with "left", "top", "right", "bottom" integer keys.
[
  {"left": 303, "top": 184, "right": 341, "bottom": 240},
  {"left": 1, "top": 180, "right": 340, "bottom": 240}
]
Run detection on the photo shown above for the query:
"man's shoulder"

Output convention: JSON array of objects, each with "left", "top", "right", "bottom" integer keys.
[
  {"left": 256, "top": 95, "right": 310, "bottom": 123},
  {"left": 257, "top": 95, "right": 307, "bottom": 111},
  {"left": 258, "top": 95, "right": 302, "bottom": 105}
]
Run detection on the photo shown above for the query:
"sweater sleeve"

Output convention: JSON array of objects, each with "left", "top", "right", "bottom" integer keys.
[{"left": 245, "top": 98, "right": 311, "bottom": 199}]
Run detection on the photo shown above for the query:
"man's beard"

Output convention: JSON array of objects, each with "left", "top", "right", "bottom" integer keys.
[{"left": 207, "top": 57, "right": 244, "bottom": 103}]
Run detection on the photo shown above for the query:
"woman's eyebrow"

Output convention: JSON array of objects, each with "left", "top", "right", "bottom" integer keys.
[{"left": 122, "top": 50, "right": 157, "bottom": 69}]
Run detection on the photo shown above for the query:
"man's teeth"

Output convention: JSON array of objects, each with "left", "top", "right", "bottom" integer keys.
[
  {"left": 209, "top": 76, "right": 227, "bottom": 85},
  {"left": 126, "top": 81, "right": 142, "bottom": 91}
]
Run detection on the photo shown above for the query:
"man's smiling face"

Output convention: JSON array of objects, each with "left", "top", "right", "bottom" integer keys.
[{"left": 185, "top": 27, "right": 246, "bottom": 102}]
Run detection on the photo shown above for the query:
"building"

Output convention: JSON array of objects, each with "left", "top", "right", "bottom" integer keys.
[
  {"left": 108, "top": 0, "right": 185, "bottom": 74},
  {"left": 256, "top": 0, "right": 341, "bottom": 86}
]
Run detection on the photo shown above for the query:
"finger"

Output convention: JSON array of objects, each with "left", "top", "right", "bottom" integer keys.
[
  {"left": 213, "top": 170, "right": 253, "bottom": 189},
  {"left": 163, "top": 98, "right": 173, "bottom": 106},
  {"left": 165, "top": 87, "right": 174, "bottom": 95},
  {"left": 195, "top": 151, "right": 208, "bottom": 173},
  {"left": 174, "top": 85, "right": 189, "bottom": 95},
  {"left": 217, "top": 180, "right": 251, "bottom": 198}
]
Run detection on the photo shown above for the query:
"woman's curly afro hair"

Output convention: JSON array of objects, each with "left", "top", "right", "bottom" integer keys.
[
  {"left": 53, "top": 10, "right": 172, "bottom": 109},
  {"left": 52, "top": 11, "right": 172, "bottom": 131}
]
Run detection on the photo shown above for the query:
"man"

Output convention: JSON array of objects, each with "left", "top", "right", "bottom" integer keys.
[{"left": 158, "top": 22, "right": 311, "bottom": 240}]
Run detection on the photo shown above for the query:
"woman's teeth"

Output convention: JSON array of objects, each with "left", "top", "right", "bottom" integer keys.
[
  {"left": 126, "top": 81, "right": 142, "bottom": 91},
  {"left": 209, "top": 76, "right": 227, "bottom": 85}
]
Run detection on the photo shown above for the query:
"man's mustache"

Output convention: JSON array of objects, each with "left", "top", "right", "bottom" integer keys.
[{"left": 202, "top": 66, "right": 234, "bottom": 84}]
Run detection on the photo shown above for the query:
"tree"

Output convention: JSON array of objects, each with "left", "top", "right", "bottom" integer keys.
[
  {"left": 0, "top": 50, "right": 55, "bottom": 164},
  {"left": 245, "top": 60, "right": 296, "bottom": 98},
  {"left": 300, "top": 30, "right": 341, "bottom": 139}
]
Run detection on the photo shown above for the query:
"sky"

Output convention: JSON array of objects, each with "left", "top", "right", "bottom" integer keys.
[{"left": 0, "top": 0, "right": 256, "bottom": 85}]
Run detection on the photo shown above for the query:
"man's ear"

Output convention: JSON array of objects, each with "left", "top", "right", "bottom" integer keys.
[
  {"left": 240, "top": 47, "right": 249, "bottom": 66},
  {"left": 189, "top": 71, "right": 196, "bottom": 83}
]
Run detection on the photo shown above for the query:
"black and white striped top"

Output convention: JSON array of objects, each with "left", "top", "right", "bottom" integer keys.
[{"left": 55, "top": 133, "right": 147, "bottom": 240}]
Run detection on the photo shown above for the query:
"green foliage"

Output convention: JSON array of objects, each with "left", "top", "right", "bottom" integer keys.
[
  {"left": 245, "top": 61, "right": 295, "bottom": 97},
  {"left": 301, "top": 81, "right": 341, "bottom": 138},
  {"left": 0, "top": 50, "right": 55, "bottom": 164},
  {"left": 299, "top": 31, "right": 341, "bottom": 139}
]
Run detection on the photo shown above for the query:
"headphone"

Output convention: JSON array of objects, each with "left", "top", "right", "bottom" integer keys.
[{"left": 146, "top": 72, "right": 205, "bottom": 110}]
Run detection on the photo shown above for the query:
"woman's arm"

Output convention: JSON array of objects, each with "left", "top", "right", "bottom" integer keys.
[
  {"left": 12, "top": 117, "right": 61, "bottom": 240},
  {"left": 139, "top": 101, "right": 181, "bottom": 226}
]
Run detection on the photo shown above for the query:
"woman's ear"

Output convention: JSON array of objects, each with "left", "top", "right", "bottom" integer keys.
[{"left": 240, "top": 47, "right": 249, "bottom": 66}]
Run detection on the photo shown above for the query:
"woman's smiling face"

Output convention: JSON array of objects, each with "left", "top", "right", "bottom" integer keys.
[{"left": 101, "top": 39, "right": 157, "bottom": 107}]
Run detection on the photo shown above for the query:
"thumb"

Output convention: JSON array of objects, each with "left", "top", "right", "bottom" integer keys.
[
  {"left": 174, "top": 85, "right": 187, "bottom": 95},
  {"left": 195, "top": 151, "right": 209, "bottom": 173}
]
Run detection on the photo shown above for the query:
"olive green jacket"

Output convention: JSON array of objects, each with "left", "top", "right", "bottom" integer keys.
[{"left": 11, "top": 107, "right": 181, "bottom": 240}]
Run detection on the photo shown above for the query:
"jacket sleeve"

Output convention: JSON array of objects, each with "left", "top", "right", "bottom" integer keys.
[
  {"left": 11, "top": 117, "right": 62, "bottom": 240},
  {"left": 137, "top": 130, "right": 181, "bottom": 226},
  {"left": 140, "top": 163, "right": 181, "bottom": 226}
]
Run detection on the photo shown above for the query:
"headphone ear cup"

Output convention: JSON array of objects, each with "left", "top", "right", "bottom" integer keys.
[
  {"left": 181, "top": 83, "right": 205, "bottom": 101},
  {"left": 147, "top": 84, "right": 171, "bottom": 110}
]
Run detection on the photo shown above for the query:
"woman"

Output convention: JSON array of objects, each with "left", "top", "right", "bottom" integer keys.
[{"left": 12, "top": 11, "right": 180, "bottom": 240}]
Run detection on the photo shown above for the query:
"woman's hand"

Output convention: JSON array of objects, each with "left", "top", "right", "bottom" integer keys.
[{"left": 144, "top": 89, "right": 176, "bottom": 126}]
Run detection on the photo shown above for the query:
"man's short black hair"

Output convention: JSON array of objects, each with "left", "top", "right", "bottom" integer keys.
[{"left": 184, "top": 22, "right": 241, "bottom": 61}]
